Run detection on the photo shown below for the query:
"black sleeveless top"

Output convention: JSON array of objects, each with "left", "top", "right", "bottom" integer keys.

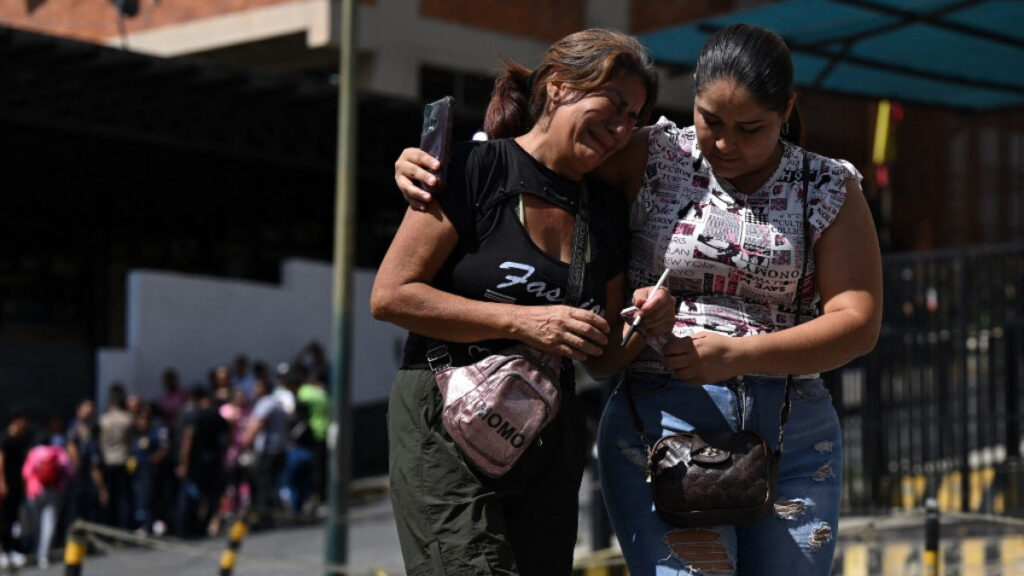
[{"left": 400, "top": 138, "right": 629, "bottom": 369}]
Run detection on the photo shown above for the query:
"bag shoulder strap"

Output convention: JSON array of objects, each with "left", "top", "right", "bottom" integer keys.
[{"left": 774, "top": 152, "right": 813, "bottom": 457}]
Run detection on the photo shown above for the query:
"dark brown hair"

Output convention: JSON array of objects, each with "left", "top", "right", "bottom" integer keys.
[
  {"left": 694, "top": 24, "right": 803, "bottom": 145},
  {"left": 484, "top": 29, "right": 659, "bottom": 140}
]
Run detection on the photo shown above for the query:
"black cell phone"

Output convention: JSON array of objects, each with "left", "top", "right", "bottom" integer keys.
[{"left": 419, "top": 96, "right": 454, "bottom": 193}]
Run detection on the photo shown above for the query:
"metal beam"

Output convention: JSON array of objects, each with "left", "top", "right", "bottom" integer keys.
[{"left": 325, "top": 0, "right": 357, "bottom": 572}]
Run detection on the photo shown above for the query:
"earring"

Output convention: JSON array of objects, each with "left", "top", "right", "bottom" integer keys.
[{"left": 782, "top": 121, "right": 790, "bottom": 136}]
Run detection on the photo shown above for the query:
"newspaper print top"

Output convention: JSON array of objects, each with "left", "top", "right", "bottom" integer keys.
[{"left": 627, "top": 118, "right": 861, "bottom": 373}]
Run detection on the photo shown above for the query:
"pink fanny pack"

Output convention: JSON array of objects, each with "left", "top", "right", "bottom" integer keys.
[{"left": 432, "top": 345, "right": 561, "bottom": 478}]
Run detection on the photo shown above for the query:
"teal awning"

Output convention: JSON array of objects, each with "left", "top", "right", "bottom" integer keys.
[{"left": 640, "top": 0, "right": 1024, "bottom": 110}]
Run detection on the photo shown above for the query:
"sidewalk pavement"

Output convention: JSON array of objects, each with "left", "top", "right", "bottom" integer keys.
[{"left": 15, "top": 474, "right": 1024, "bottom": 575}]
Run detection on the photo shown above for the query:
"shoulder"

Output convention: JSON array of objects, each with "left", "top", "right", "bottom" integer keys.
[
  {"left": 647, "top": 117, "right": 698, "bottom": 159},
  {"left": 642, "top": 118, "right": 700, "bottom": 186},
  {"left": 450, "top": 139, "right": 507, "bottom": 180},
  {"left": 440, "top": 139, "right": 513, "bottom": 221},
  {"left": 804, "top": 148, "right": 862, "bottom": 184},
  {"left": 799, "top": 147, "right": 863, "bottom": 236}
]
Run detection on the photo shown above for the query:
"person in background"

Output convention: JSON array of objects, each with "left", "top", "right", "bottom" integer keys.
[
  {"left": 279, "top": 403, "right": 315, "bottom": 517},
  {"left": 129, "top": 404, "right": 168, "bottom": 535},
  {"left": 272, "top": 363, "right": 297, "bottom": 419},
  {"left": 242, "top": 379, "right": 287, "bottom": 530},
  {"left": 21, "top": 438, "right": 72, "bottom": 569},
  {"left": 155, "top": 369, "right": 187, "bottom": 535},
  {"left": 231, "top": 354, "right": 256, "bottom": 401},
  {"left": 175, "top": 386, "right": 228, "bottom": 538},
  {"left": 0, "top": 411, "right": 31, "bottom": 570},
  {"left": 65, "top": 400, "right": 104, "bottom": 529},
  {"left": 157, "top": 368, "right": 188, "bottom": 435},
  {"left": 126, "top": 393, "right": 142, "bottom": 418},
  {"left": 99, "top": 383, "right": 134, "bottom": 529},
  {"left": 212, "top": 388, "right": 253, "bottom": 535},
  {"left": 295, "top": 368, "right": 328, "bottom": 504},
  {"left": 293, "top": 341, "right": 329, "bottom": 388},
  {"left": 210, "top": 365, "right": 233, "bottom": 406}
]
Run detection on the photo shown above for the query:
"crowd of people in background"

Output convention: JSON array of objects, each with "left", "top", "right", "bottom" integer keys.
[{"left": 0, "top": 341, "right": 331, "bottom": 570}]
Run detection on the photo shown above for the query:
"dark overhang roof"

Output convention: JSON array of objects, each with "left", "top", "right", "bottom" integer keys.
[
  {"left": 641, "top": 0, "right": 1024, "bottom": 110},
  {"left": 0, "top": 25, "right": 341, "bottom": 170}
]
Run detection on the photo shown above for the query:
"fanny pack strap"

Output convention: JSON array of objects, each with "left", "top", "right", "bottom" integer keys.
[
  {"left": 427, "top": 181, "right": 591, "bottom": 372},
  {"left": 624, "top": 152, "right": 813, "bottom": 462}
]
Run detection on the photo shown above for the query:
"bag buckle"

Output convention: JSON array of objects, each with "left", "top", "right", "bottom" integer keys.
[{"left": 426, "top": 345, "right": 452, "bottom": 373}]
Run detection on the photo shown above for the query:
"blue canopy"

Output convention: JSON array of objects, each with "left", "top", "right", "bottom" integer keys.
[{"left": 639, "top": 0, "right": 1024, "bottom": 110}]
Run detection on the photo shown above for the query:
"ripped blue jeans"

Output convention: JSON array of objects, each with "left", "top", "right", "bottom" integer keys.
[{"left": 597, "top": 372, "right": 842, "bottom": 576}]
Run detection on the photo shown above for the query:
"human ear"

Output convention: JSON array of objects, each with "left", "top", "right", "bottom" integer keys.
[
  {"left": 783, "top": 92, "right": 797, "bottom": 123},
  {"left": 547, "top": 80, "right": 567, "bottom": 105}
]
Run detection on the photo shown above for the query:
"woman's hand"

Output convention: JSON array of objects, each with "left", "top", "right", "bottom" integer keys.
[
  {"left": 514, "top": 305, "right": 610, "bottom": 362},
  {"left": 395, "top": 147, "right": 441, "bottom": 211},
  {"left": 662, "top": 332, "right": 748, "bottom": 385},
  {"left": 631, "top": 285, "right": 676, "bottom": 337}
]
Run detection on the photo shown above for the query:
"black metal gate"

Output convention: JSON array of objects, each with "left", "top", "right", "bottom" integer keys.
[{"left": 830, "top": 243, "right": 1024, "bottom": 516}]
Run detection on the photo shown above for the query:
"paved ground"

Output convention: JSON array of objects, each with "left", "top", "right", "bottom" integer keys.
[
  {"left": 12, "top": 474, "right": 1024, "bottom": 575},
  {"left": 16, "top": 473, "right": 608, "bottom": 576}
]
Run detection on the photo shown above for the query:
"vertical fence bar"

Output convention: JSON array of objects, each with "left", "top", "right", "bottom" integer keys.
[
  {"left": 1005, "top": 255, "right": 1022, "bottom": 513},
  {"left": 958, "top": 254, "right": 972, "bottom": 512},
  {"left": 843, "top": 243, "right": 1024, "bottom": 516}
]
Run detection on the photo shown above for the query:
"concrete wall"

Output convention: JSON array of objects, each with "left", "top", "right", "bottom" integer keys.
[{"left": 95, "top": 259, "right": 406, "bottom": 409}]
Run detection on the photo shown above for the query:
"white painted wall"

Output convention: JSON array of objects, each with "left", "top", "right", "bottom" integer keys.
[{"left": 95, "top": 259, "right": 407, "bottom": 409}]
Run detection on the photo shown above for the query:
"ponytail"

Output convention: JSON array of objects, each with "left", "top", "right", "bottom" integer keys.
[
  {"left": 483, "top": 60, "right": 534, "bottom": 139},
  {"left": 484, "top": 29, "right": 658, "bottom": 140}
]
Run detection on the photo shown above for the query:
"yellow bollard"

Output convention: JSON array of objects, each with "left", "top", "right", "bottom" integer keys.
[
  {"left": 218, "top": 519, "right": 249, "bottom": 576},
  {"left": 843, "top": 543, "right": 869, "bottom": 576},
  {"left": 923, "top": 497, "right": 939, "bottom": 576},
  {"left": 63, "top": 526, "right": 86, "bottom": 576},
  {"left": 1002, "top": 535, "right": 1024, "bottom": 576}
]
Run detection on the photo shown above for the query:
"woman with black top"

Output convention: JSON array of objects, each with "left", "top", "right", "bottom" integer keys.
[{"left": 370, "top": 29, "right": 674, "bottom": 575}]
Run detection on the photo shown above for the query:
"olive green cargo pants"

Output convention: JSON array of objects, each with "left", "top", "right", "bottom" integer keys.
[{"left": 387, "top": 368, "right": 587, "bottom": 576}]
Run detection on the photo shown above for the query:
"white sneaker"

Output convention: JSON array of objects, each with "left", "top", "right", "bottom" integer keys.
[
  {"left": 7, "top": 551, "right": 26, "bottom": 568},
  {"left": 0, "top": 554, "right": 9, "bottom": 570}
]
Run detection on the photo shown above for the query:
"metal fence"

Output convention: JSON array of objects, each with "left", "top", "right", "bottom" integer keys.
[{"left": 829, "top": 243, "right": 1024, "bottom": 516}]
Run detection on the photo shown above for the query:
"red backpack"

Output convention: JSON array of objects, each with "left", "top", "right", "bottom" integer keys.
[{"left": 35, "top": 446, "right": 64, "bottom": 488}]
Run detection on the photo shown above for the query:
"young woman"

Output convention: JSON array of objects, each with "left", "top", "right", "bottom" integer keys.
[
  {"left": 395, "top": 23, "right": 882, "bottom": 576},
  {"left": 372, "top": 29, "right": 674, "bottom": 575}
]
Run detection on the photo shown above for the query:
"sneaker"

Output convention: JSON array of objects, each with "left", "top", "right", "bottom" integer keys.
[
  {"left": 0, "top": 554, "right": 9, "bottom": 570},
  {"left": 7, "top": 551, "right": 26, "bottom": 568}
]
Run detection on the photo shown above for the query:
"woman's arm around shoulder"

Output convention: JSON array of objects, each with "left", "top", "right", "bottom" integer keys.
[{"left": 394, "top": 148, "right": 441, "bottom": 211}]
